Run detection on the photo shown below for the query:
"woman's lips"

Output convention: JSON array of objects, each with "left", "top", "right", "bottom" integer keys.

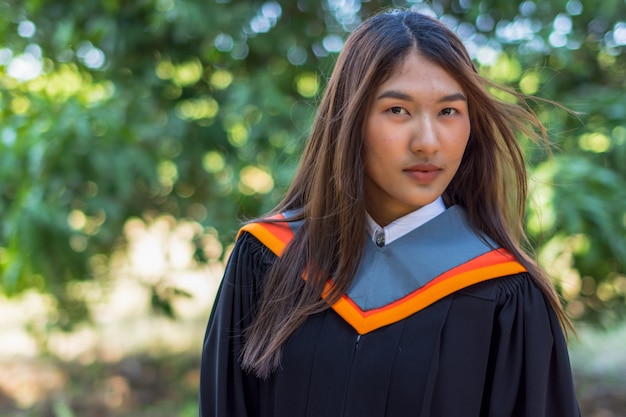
[{"left": 404, "top": 164, "right": 441, "bottom": 183}]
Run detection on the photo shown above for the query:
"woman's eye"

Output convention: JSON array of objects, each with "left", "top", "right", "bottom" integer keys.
[
  {"left": 389, "top": 106, "right": 407, "bottom": 115},
  {"left": 440, "top": 107, "right": 457, "bottom": 116}
]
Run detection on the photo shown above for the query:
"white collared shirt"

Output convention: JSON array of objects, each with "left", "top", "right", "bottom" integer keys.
[{"left": 366, "top": 197, "right": 446, "bottom": 247}]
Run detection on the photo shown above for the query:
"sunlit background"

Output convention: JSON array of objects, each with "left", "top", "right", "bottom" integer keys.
[{"left": 1, "top": 0, "right": 625, "bottom": 415}]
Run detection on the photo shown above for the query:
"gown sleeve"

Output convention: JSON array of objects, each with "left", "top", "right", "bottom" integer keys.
[
  {"left": 485, "top": 274, "right": 581, "bottom": 417},
  {"left": 199, "top": 232, "right": 274, "bottom": 417}
]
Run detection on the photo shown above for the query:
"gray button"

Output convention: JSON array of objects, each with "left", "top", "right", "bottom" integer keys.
[{"left": 375, "top": 231, "right": 385, "bottom": 247}]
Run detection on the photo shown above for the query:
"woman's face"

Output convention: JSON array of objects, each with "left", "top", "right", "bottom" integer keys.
[{"left": 363, "top": 50, "right": 471, "bottom": 226}]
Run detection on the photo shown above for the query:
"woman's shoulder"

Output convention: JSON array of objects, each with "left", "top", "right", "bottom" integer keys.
[
  {"left": 456, "top": 272, "right": 544, "bottom": 304},
  {"left": 230, "top": 230, "right": 278, "bottom": 267},
  {"left": 454, "top": 272, "right": 564, "bottom": 339},
  {"left": 221, "top": 231, "right": 278, "bottom": 288}
]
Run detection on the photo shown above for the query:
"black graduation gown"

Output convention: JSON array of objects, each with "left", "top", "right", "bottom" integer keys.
[{"left": 200, "top": 226, "right": 581, "bottom": 417}]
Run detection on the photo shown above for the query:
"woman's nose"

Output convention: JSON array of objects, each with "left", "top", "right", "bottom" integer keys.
[{"left": 409, "top": 116, "right": 438, "bottom": 154}]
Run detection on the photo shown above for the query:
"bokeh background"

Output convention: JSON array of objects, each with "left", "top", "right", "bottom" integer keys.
[{"left": 1, "top": 0, "right": 625, "bottom": 415}]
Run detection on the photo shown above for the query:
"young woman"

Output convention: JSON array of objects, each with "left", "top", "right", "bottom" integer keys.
[{"left": 200, "top": 9, "right": 581, "bottom": 417}]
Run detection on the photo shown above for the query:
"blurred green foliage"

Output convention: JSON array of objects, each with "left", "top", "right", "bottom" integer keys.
[{"left": 0, "top": 0, "right": 625, "bottom": 327}]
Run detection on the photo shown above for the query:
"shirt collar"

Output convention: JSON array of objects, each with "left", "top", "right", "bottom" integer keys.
[{"left": 366, "top": 197, "right": 446, "bottom": 246}]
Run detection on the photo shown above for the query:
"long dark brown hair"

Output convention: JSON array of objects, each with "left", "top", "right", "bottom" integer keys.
[{"left": 240, "top": 9, "right": 571, "bottom": 378}]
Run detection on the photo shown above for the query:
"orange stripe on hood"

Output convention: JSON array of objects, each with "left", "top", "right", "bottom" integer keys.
[{"left": 237, "top": 216, "right": 526, "bottom": 334}]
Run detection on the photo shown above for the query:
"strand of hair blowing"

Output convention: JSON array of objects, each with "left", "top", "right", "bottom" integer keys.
[
  {"left": 442, "top": 77, "right": 568, "bottom": 321},
  {"left": 438, "top": 67, "right": 574, "bottom": 340},
  {"left": 398, "top": 11, "right": 573, "bottom": 337}
]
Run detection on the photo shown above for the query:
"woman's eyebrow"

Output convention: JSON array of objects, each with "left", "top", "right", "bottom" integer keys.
[
  {"left": 376, "top": 89, "right": 467, "bottom": 103},
  {"left": 437, "top": 92, "right": 467, "bottom": 103},
  {"left": 376, "top": 89, "right": 412, "bottom": 101}
]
